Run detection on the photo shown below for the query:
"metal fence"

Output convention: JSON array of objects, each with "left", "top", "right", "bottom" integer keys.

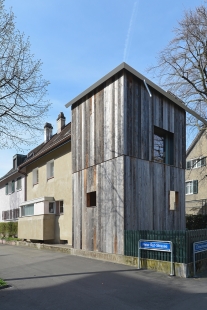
[
  {"left": 186, "top": 199, "right": 207, "bottom": 215},
  {"left": 124, "top": 229, "right": 207, "bottom": 264}
]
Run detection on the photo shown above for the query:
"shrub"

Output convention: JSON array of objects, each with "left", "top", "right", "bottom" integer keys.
[
  {"left": 186, "top": 214, "right": 207, "bottom": 230},
  {"left": 0, "top": 222, "right": 18, "bottom": 237}
]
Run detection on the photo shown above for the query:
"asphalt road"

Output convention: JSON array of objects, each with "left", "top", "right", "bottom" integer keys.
[{"left": 0, "top": 244, "right": 207, "bottom": 310}]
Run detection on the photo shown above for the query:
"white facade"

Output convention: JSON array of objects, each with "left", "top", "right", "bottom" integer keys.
[{"left": 0, "top": 172, "right": 25, "bottom": 222}]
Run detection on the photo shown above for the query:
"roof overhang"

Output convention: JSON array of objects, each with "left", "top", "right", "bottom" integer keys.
[
  {"left": 19, "top": 197, "right": 54, "bottom": 207},
  {"left": 65, "top": 62, "right": 207, "bottom": 126}
]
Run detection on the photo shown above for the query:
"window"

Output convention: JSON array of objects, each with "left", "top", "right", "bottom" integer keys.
[
  {"left": 2, "top": 208, "right": 19, "bottom": 220},
  {"left": 87, "top": 191, "right": 96, "bottom": 207},
  {"left": 60, "top": 201, "right": 64, "bottom": 214},
  {"left": 21, "top": 204, "right": 34, "bottom": 216},
  {"left": 49, "top": 202, "right": 55, "bottom": 213},
  {"left": 5, "top": 183, "right": 8, "bottom": 195},
  {"left": 55, "top": 201, "right": 64, "bottom": 215},
  {"left": 16, "top": 177, "right": 22, "bottom": 190},
  {"left": 169, "top": 191, "right": 179, "bottom": 210},
  {"left": 33, "top": 168, "right": 39, "bottom": 185},
  {"left": 47, "top": 160, "right": 54, "bottom": 179},
  {"left": 153, "top": 126, "right": 173, "bottom": 165},
  {"left": 8, "top": 180, "right": 15, "bottom": 194},
  {"left": 185, "top": 180, "right": 198, "bottom": 195},
  {"left": 186, "top": 157, "right": 206, "bottom": 170}
]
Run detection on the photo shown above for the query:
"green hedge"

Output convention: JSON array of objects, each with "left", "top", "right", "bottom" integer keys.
[
  {"left": 186, "top": 215, "right": 207, "bottom": 230},
  {"left": 0, "top": 222, "right": 18, "bottom": 237}
]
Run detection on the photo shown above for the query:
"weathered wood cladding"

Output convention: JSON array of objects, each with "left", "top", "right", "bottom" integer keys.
[
  {"left": 72, "top": 71, "right": 124, "bottom": 174},
  {"left": 124, "top": 72, "right": 186, "bottom": 167},
  {"left": 73, "top": 157, "right": 124, "bottom": 254},
  {"left": 72, "top": 70, "right": 186, "bottom": 174},
  {"left": 71, "top": 67, "right": 186, "bottom": 254},
  {"left": 124, "top": 157, "right": 186, "bottom": 231}
]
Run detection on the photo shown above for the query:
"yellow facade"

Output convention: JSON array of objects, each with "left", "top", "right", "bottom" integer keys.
[{"left": 18, "top": 142, "right": 72, "bottom": 244}]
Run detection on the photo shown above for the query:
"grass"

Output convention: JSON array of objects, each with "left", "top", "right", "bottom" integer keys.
[{"left": 0, "top": 278, "right": 7, "bottom": 287}]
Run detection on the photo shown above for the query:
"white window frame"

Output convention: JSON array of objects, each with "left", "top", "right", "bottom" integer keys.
[
  {"left": 33, "top": 168, "right": 39, "bottom": 185},
  {"left": 185, "top": 180, "right": 198, "bottom": 195},
  {"left": 186, "top": 157, "right": 206, "bottom": 169},
  {"left": 47, "top": 160, "right": 54, "bottom": 180}
]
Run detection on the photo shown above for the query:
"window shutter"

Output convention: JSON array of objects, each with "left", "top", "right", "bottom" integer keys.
[
  {"left": 193, "top": 180, "right": 198, "bottom": 194},
  {"left": 12, "top": 180, "right": 15, "bottom": 193},
  {"left": 5, "top": 183, "right": 8, "bottom": 195},
  {"left": 201, "top": 157, "right": 206, "bottom": 167},
  {"left": 33, "top": 170, "right": 35, "bottom": 185},
  {"left": 186, "top": 161, "right": 191, "bottom": 169}
]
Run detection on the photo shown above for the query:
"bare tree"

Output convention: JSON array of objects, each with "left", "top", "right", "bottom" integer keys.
[
  {"left": 0, "top": 0, "right": 51, "bottom": 149},
  {"left": 148, "top": 4, "right": 207, "bottom": 128}
]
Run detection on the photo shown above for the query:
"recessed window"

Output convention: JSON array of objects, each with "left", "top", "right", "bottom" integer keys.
[
  {"left": 186, "top": 157, "right": 206, "bottom": 169},
  {"left": 16, "top": 177, "right": 22, "bottom": 190},
  {"left": 49, "top": 202, "right": 55, "bottom": 213},
  {"left": 87, "top": 191, "right": 96, "bottom": 207},
  {"left": 169, "top": 191, "right": 179, "bottom": 210},
  {"left": 153, "top": 126, "right": 174, "bottom": 165},
  {"left": 47, "top": 160, "right": 54, "bottom": 180},
  {"left": 185, "top": 180, "right": 198, "bottom": 195},
  {"left": 33, "top": 168, "right": 39, "bottom": 185}
]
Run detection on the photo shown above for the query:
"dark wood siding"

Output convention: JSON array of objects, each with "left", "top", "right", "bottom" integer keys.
[
  {"left": 124, "top": 71, "right": 186, "bottom": 167},
  {"left": 124, "top": 157, "right": 185, "bottom": 231}
]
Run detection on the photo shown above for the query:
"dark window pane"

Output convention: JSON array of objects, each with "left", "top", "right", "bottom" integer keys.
[{"left": 154, "top": 134, "right": 165, "bottom": 163}]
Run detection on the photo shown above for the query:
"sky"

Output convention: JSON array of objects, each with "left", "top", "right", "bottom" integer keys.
[{"left": 0, "top": 0, "right": 205, "bottom": 176}]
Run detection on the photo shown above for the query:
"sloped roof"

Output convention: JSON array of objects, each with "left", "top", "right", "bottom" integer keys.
[
  {"left": 0, "top": 167, "right": 18, "bottom": 182},
  {"left": 65, "top": 62, "right": 207, "bottom": 126},
  {"left": 19, "top": 122, "right": 71, "bottom": 169},
  {"left": 186, "top": 127, "right": 206, "bottom": 157}
]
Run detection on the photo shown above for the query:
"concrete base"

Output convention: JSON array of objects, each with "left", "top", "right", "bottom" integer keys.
[{"left": 1, "top": 240, "right": 207, "bottom": 278}]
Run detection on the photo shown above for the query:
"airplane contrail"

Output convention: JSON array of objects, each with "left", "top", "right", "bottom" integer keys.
[{"left": 123, "top": 1, "right": 138, "bottom": 62}]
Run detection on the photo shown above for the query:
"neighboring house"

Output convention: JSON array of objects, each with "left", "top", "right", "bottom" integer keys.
[
  {"left": 186, "top": 127, "right": 207, "bottom": 215},
  {"left": 65, "top": 62, "right": 200, "bottom": 255},
  {"left": 18, "top": 112, "right": 72, "bottom": 244},
  {"left": 0, "top": 154, "right": 26, "bottom": 222}
]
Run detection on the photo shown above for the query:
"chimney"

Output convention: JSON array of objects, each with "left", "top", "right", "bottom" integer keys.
[
  {"left": 44, "top": 123, "right": 53, "bottom": 142},
  {"left": 57, "top": 112, "right": 66, "bottom": 133}
]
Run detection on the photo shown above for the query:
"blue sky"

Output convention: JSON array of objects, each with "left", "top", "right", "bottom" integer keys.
[{"left": 0, "top": 0, "right": 205, "bottom": 176}]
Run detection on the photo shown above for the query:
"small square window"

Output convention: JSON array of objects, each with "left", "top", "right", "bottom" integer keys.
[
  {"left": 87, "top": 191, "right": 96, "bottom": 207},
  {"left": 47, "top": 160, "right": 54, "bottom": 180}
]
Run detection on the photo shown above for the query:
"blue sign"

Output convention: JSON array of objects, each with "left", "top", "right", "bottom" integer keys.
[
  {"left": 140, "top": 241, "right": 171, "bottom": 251},
  {"left": 194, "top": 241, "right": 207, "bottom": 253}
]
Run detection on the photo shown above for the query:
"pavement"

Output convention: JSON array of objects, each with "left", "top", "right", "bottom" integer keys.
[{"left": 0, "top": 244, "right": 207, "bottom": 310}]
